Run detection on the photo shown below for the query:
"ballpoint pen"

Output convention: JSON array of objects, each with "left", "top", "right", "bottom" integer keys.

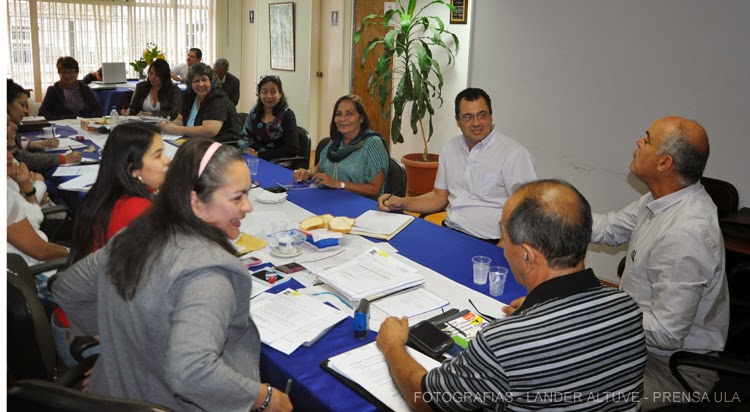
[
  {"left": 284, "top": 378, "right": 293, "bottom": 394},
  {"left": 382, "top": 193, "right": 393, "bottom": 203}
]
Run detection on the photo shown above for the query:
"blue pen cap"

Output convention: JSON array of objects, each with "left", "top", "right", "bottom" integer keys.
[{"left": 354, "top": 299, "right": 370, "bottom": 339}]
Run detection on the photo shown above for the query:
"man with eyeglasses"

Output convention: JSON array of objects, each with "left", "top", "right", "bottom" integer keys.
[
  {"left": 378, "top": 179, "right": 646, "bottom": 411},
  {"left": 378, "top": 87, "right": 536, "bottom": 244},
  {"left": 171, "top": 48, "right": 202, "bottom": 83}
]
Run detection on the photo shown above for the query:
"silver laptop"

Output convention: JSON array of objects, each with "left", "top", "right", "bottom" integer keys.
[{"left": 97, "top": 62, "right": 127, "bottom": 84}]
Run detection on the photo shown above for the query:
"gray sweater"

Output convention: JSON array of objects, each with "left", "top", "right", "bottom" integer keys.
[{"left": 53, "top": 233, "right": 262, "bottom": 412}]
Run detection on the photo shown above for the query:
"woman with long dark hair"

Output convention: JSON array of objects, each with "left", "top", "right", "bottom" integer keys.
[
  {"left": 54, "top": 140, "right": 292, "bottom": 412},
  {"left": 69, "top": 122, "right": 170, "bottom": 263},
  {"left": 238, "top": 75, "right": 299, "bottom": 160},
  {"left": 122, "top": 59, "right": 182, "bottom": 119},
  {"left": 293, "top": 94, "right": 389, "bottom": 198}
]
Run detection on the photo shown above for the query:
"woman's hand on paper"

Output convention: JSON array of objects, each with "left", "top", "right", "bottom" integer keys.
[
  {"left": 377, "top": 316, "right": 410, "bottom": 353},
  {"left": 311, "top": 172, "right": 336, "bottom": 188},
  {"left": 64, "top": 151, "right": 83, "bottom": 164},
  {"left": 30, "top": 138, "right": 60, "bottom": 150}
]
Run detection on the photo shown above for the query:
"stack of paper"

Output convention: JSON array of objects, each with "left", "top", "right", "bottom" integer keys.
[
  {"left": 45, "top": 138, "right": 87, "bottom": 152},
  {"left": 371, "top": 288, "right": 449, "bottom": 318},
  {"left": 317, "top": 247, "right": 424, "bottom": 301},
  {"left": 325, "top": 342, "right": 441, "bottom": 412},
  {"left": 349, "top": 210, "right": 414, "bottom": 240},
  {"left": 251, "top": 289, "right": 347, "bottom": 355}
]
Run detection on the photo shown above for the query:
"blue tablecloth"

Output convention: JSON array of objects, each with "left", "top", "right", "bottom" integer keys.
[
  {"left": 253, "top": 159, "right": 524, "bottom": 412},
  {"left": 92, "top": 86, "right": 133, "bottom": 116}
]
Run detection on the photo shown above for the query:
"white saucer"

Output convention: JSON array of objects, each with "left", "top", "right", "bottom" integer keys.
[
  {"left": 256, "top": 195, "right": 288, "bottom": 204},
  {"left": 270, "top": 248, "right": 303, "bottom": 258}
]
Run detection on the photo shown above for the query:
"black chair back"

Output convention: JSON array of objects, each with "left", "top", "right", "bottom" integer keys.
[
  {"left": 8, "top": 379, "right": 177, "bottom": 412},
  {"left": 387, "top": 158, "right": 407, "bottom": 197},
  {"left": 701, "top": 176, "right": 739, "bottom": 219},
  {"left": 270, "top": 126, "right": 312, "bottom": 170},
  {"left": 237, "top": 112, "right": 249, "bottom": 126},
  {"left": 314, "top": 137, "right": 331, "bottom": 166},
  {"left": 7, "top": 256, "right": 57, "bottom": 381}
]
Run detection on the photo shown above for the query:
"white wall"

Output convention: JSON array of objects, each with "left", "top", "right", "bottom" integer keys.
[
  {"left": 469, "top": 0, "right": 750, "bottom": 281},
  {"left": 389, "top": 1, "right": 473, "bottom": 161}
]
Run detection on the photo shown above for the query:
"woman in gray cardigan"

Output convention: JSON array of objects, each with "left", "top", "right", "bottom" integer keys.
[
  {"left": 53, "top": 140, "right": 292, "bottom": 412},
  {"left": 123, "top": 59, "right": 182, "bottom": 119}
]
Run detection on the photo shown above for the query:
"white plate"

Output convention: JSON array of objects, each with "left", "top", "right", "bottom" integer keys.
[
  {"left": 270, "top": 248, "right": 303, "bottom": 258},
  {"left": 256, "top": 195, "right": 288, "bottom": 204}
]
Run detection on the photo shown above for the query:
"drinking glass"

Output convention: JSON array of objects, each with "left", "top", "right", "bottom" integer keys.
[
  {"left": 472, "top": 256, "right": 491, "bottom": 285},
  {"left": 246, "top": 156, "right": 260, "bottom": 188},
  {"left": 488, "top": 266, "right": 508, "bottom": 296}
]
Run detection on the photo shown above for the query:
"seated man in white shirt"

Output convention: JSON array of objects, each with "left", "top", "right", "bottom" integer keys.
[
  {"left": 170, "top": 48, "right": 202, "bottom": 83},
  {"left": 590, "top": 116, "right": 729, "bottom": 410},
  {"left": 377, "top": 87, "right": 537, "bottom": 243}
]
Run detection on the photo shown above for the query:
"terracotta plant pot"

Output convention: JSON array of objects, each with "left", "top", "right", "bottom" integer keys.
[{"left": 401, "top": 153, "right": 439, "bottom": 196}]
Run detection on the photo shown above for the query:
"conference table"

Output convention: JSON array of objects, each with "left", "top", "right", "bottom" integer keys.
[
  {"left": 34, "top": 127, "right": 524, "bottom": 411},
  {"left": 251, "top": 160, "right": 523, "bottom": 411}
]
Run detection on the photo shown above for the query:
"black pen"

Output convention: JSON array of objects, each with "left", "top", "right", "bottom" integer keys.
[{"left": 382, "top": 193, "right": 393, "bottom": 203}]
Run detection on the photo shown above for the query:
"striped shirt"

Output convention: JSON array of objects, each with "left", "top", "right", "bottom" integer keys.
[{"left": 423, "top": 269, "right": 646, "bottom": 411}]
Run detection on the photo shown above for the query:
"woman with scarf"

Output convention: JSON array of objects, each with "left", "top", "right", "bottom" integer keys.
[
  {"left": 238, "top": 75, "right": 299, "bottom": 161},
  {"left": 293, "top": 95, "right": 388, "bottom": 199}
]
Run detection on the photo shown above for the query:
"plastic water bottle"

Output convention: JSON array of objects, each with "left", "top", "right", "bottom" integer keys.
[{"left": 110, "top": 106, "right": 119, "bottom": 126}]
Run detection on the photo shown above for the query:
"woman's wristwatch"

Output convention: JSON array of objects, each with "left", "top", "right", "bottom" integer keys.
[
  {"left": 22, "top": 186, "right": 37, "bottom": 197},
  {"left": 340, "top": 181, "right": 346, "bottom": 190}
]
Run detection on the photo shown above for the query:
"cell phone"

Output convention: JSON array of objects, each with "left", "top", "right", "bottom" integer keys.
[
  {"left": 266, "top": 186, "right": 287, "bottom": 194},
  {"left": 408, "top": 320, "right": 455, "bottom": 358},
  {"left": 273, "top": 262, "right": 306, "bottom": 274},
  {"left": 251, "top": 269, "right": 285, "bottom": 285},
  {"left": 241, "top": 256, "right": 263, "bottom": 268}
]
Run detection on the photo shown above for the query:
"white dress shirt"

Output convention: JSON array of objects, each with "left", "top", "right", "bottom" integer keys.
[
  {"left": 592, "top": 182, "right": 729, "bottom": 357},
  {"left": 435, "top": 126, "right": 537, "bottom": 239}
]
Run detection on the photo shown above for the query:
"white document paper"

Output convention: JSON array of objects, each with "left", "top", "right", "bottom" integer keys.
[
  {"left": 58, "top": 174, "right": 97, "bottom": 192},
  {"left": 352, "top": 210, "right": 414, "bottom": 235},
  {"left": 327, "top": 342, "right": 442, "bottom": 412},
  {"left": 372, "top": 288, "right": 449, "bottom": 318},
  {"left": 160, "top": 133, "right": 184, "bottom": 141},
  {"left": 52, "top": 165, "right": 100, "bottom": 177},
  {"left": 250, "top": 289, "right": 347, "bottom": 355},
  {"left": 163, "top": 142, "right": 179, "bottom": 159},
  {"left": 45, "top": 138, "right": 87, "bottom": 152},
  {"left": 318, "top": 247, "right": 424, "bottom": 301}
]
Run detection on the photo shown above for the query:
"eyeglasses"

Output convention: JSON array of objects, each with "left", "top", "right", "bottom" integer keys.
[
  {"left": 459, "top": 111, "right": 490, "bottom": 124},
  {"left": 58, "top": 69, "right": 79, "bottom": 75},
  {"left": 468, "top": 298, "right": 497, "bottom": 322}
]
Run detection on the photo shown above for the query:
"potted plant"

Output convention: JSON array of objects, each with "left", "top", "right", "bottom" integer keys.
[
  {"left": 355, "top": 0, "right": 459, "bottom": 195},
  {"left": 130, "top": 42, "right": 166, "bottom": 80}
]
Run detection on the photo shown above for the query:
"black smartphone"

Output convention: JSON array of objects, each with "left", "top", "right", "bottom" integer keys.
[
  {"left": 251, "top": 269, "right": 285, "bottom": 285},
  {"left": 266, "top": 186, "right": 287, "bottom": 194},
  {"left": 408, "top": 320, "right": 455, "bottom": 358},
  {"left": 273, "top": 262, "right": 306, "bottom": 274}
]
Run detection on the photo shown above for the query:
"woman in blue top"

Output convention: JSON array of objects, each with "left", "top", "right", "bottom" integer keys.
[
  {"left": 238, "top": 75, "right": 299, "bottom": 161},
  {"left": 293, "top": 95, "right": 388, "bottom": 199}
]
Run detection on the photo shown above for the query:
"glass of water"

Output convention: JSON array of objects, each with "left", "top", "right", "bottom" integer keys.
[
  {"left": 472, "top": 256, "right": 492, "bottom": 285},
  {"left": 246, "top": 155, "right": 260, "bottom": 188}
]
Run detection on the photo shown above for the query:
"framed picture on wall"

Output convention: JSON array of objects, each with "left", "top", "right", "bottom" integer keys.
[
  {"left": 449, "top": 0, "right": 468, "bottom": 24},
  {"left": 269, "top": 2, "right": 295, "bottom": 71}
]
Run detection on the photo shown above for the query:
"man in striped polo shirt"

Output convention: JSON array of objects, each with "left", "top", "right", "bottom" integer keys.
[{"left": 378, "top": 179, "right": 646, "bottom": 411}]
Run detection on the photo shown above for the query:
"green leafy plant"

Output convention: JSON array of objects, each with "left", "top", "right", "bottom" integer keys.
[
  {"left": 129, "top": 42, "right": 166, "bottom": 74},
  {"left": 355, "top": 0, "right": 459, "bottom": 161}
]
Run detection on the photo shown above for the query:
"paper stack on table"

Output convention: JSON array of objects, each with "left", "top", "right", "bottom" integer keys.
[
  {"left": 324, "top": 342, "right": 441, "bottom": 412},
  {"left": 44, "top": 138, "right": 87, "bottom": 152},
  {"left": 317, "top": 247, "right": 425, "bottom": 301},
  {"left": 349, "top": 210, "right": 414, "bottom": 240},
  {"left": 250, "top": 289, "right": 347, "bottom": 355}
]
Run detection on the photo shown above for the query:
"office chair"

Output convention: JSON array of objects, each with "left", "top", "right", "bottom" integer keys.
[
  {"left": 237, "top": 112, "right": 249, "bottom": 126},
  {"left": 7, "top": 254, "right": 95, "bottom": 385},
  {"left": 386, "top": 157, "right": 407, "bottom": 197},
  {"left": 8, "top": 379, "right": 176, "bottom": 412},
  {"left": 314, "top": 136, "right": 331, "bottom": 166},
  {"left": 700, "top": 177, "right": 739, "bottom": 219},
  {"left": 271, "top": 126, "right": 312, "bottom": 170},
  {"left": 40, "top": 203, "right": 74, "bottom": 243}
]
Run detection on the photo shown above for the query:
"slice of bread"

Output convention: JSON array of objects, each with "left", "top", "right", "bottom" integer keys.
[
  {"left": 328, "top": 217, "right": 356, "bottom": 234},
  {"left": 320, "top": 214, "right": 334, "bottom": 226},
  {"left": 300, "top": 216, "right": 326, "bottom": 231}
]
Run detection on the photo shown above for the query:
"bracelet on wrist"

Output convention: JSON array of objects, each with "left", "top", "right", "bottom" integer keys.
[{"left": 253, "top": 383, "right": 272, "bottom": 412}]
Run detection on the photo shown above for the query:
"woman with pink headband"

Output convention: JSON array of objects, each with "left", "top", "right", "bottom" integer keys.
[{"left": 53, "top": 140, "right": 293, "bottom": 412}]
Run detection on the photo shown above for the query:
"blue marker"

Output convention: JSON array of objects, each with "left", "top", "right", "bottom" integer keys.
[{"left": 354, "top": 299, "right": 370, "bottom": 339}]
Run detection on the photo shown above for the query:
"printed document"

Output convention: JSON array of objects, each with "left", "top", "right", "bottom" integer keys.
[{"left": 326, "top": 342, "right": 441, "bottom": 412}]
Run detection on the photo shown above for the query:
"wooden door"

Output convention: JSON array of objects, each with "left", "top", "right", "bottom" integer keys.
[{"left": 353, "top": 0, "right": 391, "bottom": 148}]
